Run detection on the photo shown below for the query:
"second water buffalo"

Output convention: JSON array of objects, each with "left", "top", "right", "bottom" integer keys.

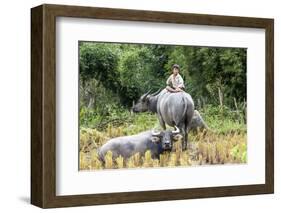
[{"left": 98, "top": 128, "right": 181, "bottom": 162}]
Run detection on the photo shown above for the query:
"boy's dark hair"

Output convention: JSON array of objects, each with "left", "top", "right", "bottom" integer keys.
[{"left": 172, "top": 64, "right": 180, "bottom": 71}]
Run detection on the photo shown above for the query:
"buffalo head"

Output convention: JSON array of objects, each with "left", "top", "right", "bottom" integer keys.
[
  {"left": 132, "top": 89, "right": 161, "bottom": 113},
  {"left": 150, "top": 126, "right": 181, "bottom": 150}
]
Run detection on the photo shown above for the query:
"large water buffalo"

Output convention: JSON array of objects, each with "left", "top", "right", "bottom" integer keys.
[
  {"left": 98, "top": 128, "right": 181, "bottom": 162},
  {"left": 132, "top": 89, "right": 194, "bottom": 150}
]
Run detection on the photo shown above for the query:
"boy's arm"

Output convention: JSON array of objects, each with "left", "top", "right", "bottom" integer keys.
[
  {"left": 166, "top": 75, "right": 171, "bottom": 85},
  {"left": 166, "top": 75, "right": 177, "bottom": 92},
  {"left": 177, "top": 75, "right": 185, "bottom": 88}
]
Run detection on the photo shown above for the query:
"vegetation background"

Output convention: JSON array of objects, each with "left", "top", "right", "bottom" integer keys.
[{"left": 79, "top": 42, "right": 247, "bottom": 170}]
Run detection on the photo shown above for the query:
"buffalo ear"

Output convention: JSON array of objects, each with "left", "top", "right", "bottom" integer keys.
[
  {"left": 173, "top": 134, "right": 183, "bottom": 141},
  {"left": 151, "top": 136, "right": 160, "bottom": 143}
]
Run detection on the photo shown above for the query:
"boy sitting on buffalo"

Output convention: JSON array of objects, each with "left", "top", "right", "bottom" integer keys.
[{"left": 166, "top": 64, "right": 185, "bottom": 93}]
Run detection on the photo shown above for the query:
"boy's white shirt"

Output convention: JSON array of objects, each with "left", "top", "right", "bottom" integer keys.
[{"left": 166, "top": 73, "right": 185, "bottom": 88}]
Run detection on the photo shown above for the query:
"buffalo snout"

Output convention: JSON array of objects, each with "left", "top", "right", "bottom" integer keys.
[
  {"left": 163, "top": 139, "right": 172, "bottom": 150},
  {"left": 131, "top": 106, "right": 138, "bottom": 113}
]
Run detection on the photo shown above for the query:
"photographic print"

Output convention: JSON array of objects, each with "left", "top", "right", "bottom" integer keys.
[
  {"left": 31, "top": 4, "right": 273, "bottom": 207},
  {"left": 79, "top": 42, "right": 247, "bottom": 170}
]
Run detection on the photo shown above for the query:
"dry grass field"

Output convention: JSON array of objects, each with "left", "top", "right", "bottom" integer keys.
[{"left": 79, "top": 115, "right": 247, "bottom": 170}]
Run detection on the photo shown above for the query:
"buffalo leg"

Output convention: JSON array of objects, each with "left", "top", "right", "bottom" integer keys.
[
  {"left": 181, "top": 127, "right": 188, "bottom": 150},
  {"left": 184, "top": 132, "right": 188, "bottom": 150},
  {"left": 158, "top": 115, "right": 166, "bottom": 130},
  {"left": 183, "top": 109, "right": 193, "bottom": 150}
]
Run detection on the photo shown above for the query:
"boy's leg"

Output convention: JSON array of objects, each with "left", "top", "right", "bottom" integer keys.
[{"left": 166, "top": 86, "right": 176, "bottom": 93}]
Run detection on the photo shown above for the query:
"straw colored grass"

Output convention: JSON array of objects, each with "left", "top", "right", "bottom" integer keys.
[{"left": 79, "top": 126, "right": 247, "bottom": 170}]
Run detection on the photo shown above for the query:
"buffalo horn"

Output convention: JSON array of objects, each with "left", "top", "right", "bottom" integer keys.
[
  {"left": 141, "top": 89, "right": 152, "bottom": 99},
  {"left": 172, "top": 126, "right": 180, "bottom": 134},
  {"left": 152, "top": 129, "right": 161, "bottom": 136},
  {"left": 150, "top": 88, "right": 162, "bottom": 96}
]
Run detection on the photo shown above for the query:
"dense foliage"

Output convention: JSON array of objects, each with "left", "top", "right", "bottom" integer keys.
[{"left": 79, "top": 42, "right": 246, "bottom": 128}]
